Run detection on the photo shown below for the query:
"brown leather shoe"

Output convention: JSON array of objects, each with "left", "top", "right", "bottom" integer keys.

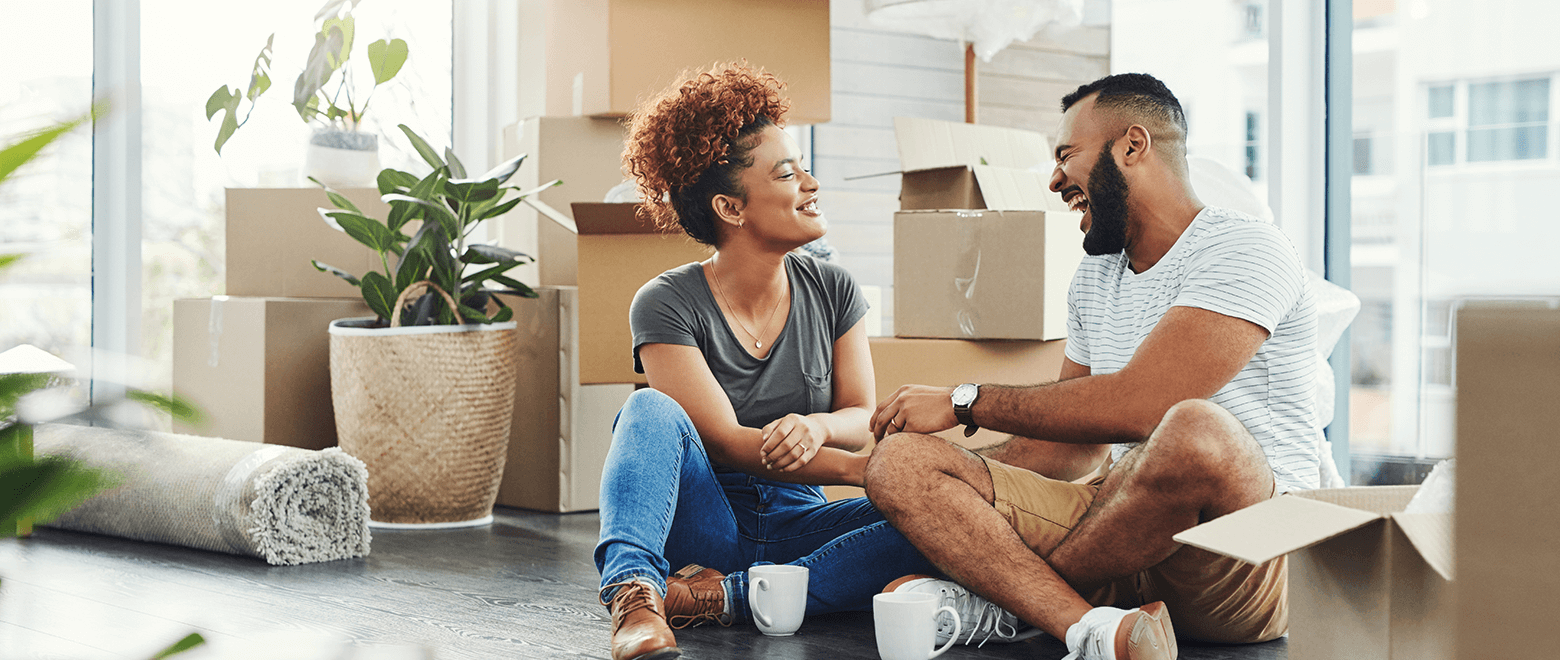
[
  {"left": 602, "top": 580, "right": 680, "bottom": 660},
  {"left": 664, "top": 564, "right": 733, "bottom": 629}
]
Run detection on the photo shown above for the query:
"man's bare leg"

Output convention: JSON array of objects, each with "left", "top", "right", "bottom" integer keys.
[
  {"left": 864, "top": 432, "right": 1091, "bottom": 639},
  {"left": 865, "top": 399, "right": 1273, "bottom": 638},
  {"left": 1046, "top": 399, "right": 1275, "bottom": 590}
]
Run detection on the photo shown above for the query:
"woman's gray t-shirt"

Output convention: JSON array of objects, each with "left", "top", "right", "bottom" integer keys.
[{"left": 630, "top": 252, "right": 868, "bottom": 430}]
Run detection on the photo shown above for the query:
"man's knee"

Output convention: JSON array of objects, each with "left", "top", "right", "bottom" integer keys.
[
  {"left": 1140, "top": 399, "right": 1267, "bottom": 479},
  {"left": 864, "top": 434, "right": 958, "bottom": 502}
]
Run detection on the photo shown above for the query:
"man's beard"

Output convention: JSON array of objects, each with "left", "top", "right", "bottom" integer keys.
[{"left": 1082, "top": 139, "right": 1130, "bottom": 256}]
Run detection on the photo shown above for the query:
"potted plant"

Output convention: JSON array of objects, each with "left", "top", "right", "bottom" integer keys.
[
  {"left": 206, "top": 0, "right": 409, "bottom": 186},
  {"left": 312, "top": 124, "right": 554, "bottom": 528}
]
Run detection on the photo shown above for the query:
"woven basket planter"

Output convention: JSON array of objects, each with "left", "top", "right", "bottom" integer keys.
[{"left": 328, "top": 316, "right": 518, "bottom": 528}]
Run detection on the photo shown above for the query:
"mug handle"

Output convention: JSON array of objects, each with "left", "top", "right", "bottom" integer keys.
[
  {"left": 927, "top": 605, "right": 961, "bottom": 659},
  {"left": 750, "top": 577, "right": 772, "bottom": 629}
]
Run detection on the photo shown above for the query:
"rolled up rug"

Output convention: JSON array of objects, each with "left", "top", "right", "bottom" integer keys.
[{"left": 34, "top": 424, "right": 371, "bottom": 566}]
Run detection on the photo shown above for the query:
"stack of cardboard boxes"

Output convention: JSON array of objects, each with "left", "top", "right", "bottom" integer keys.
[{"left": 824, "top": 118, "right": 1086, "bottom": 500}]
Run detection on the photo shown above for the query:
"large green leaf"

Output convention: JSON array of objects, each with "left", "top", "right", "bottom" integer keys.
[
  {"left": 0, "top": 253, "right": 24, "bottom": 272},
  {"left": 149, "top": 633, "right": 206, "bottom": 660},
  {"left": 327, "top": 211, "right": 396, "bottom": 252},
  {"left": 366, "top": 38, "right": 408, "bottom": 85},
  {"left": 463, "top": 244, "right": 531, "bottom": 265},
  {"left": 398, "top": 124, "right": 445, "bottom": 170},
  {"left": 313, "top": 181, "right": 362, "bottom": 215},
  {"left": 204, "top": 87, "right": 233, "bottom": 121},
  {"left": 476, "top": 197, "right": 523, "bottom": 221},
  {"left": 489, "top": 274, "right": 539, "bottom": 299},
  {"left": 293, "top": 31, "right": 339, "bottom": 118},
  {"left": 443, "top": 178, "right": 500, "bottom": 205},
  {"left": 0, "top": 373, "right": 51, "bottom": 419},
  {"left": 443, "top": 146, "right": 467, "bottom": 179},
  {"left": 311, "top": 260, "right": 361, "bottom": 287},
  {"left": 376, "top": 168, "right": 419, "bottom": 196},
  {"left": 321, "top": 15, "right": 355, "bottom": 69},
  {"left": 382, "top": 194, "right": 457, "bottom": 240},
  {"left": 124, "top": 390, "right": 203, "bottom": 425},
  {"left": 313, "top": 0, "right": 354, "bottom": 21},
  {"left": 393, "top": 246, "right": 429, "bottom": 290},
  {"left": 0, "top": 457, "right": 115, "bottom": 534},
  {"left": 359, "top": 271, "right": 397, "bottom": 321},
  {"left": 1, "top": 116, "right": 86, "bottom": 185},
  {"left": 477, "top": 152, "right": 526, "bottom": 186},
  {"left": 490, "top": 306, "right": 514, "bottom": 323},
  {"left": 245, "top": 34, "right": 275, "bottom": 101}
]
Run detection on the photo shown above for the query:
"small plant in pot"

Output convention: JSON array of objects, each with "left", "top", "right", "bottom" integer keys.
[
  {"left": 206, "top": 0, "right": 409, "bottom": 187},
  {"left": 313, "top": 124, "right": 555, "bottom": 528}
]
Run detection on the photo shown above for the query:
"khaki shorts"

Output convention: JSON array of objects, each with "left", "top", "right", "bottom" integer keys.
[{"left": 981, "top": 456, "right": 1288, "bottom": 644}]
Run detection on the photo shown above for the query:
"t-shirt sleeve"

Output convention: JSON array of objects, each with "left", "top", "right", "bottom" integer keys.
[
  {"left": 1063, "top": 262, "right": 1092, "bottom": 367},
  {"left": 629, "top": 275, "right": 700, "bottom": 374},
  {"left": 1173, "top": 223, "right": 1305, "bottom": 334},
  {"left": 819, "top": 258, "right": 869, "bottom": 341}
]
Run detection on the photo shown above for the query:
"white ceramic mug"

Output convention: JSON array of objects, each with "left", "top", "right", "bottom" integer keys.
[
  {"left": 748, "top": 565, "right": 809, "bottom": 636},
  {"left": 874, "top": 592, "right": 962, "bottom": 660}
]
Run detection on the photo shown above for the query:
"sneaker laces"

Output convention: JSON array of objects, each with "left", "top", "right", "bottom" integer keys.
[{"left": 929, "top": 581, "right": 1026, "bottom": 648}]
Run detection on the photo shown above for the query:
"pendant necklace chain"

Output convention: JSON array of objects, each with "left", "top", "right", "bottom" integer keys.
[{"left": 709, "top": 257, "right": 785, "bottom": 349}]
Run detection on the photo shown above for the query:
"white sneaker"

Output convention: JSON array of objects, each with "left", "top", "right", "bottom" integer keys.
[
  {"left": 1062, "top": 602, "right": 1177, "bottom": 660},
  {"left": 883, "top": 575, "right": 1043, "bottom": 647}
]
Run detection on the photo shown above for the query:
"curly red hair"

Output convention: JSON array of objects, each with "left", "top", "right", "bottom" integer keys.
[{"left": 623, "top": 62, "right": 791, "bottom": 244}]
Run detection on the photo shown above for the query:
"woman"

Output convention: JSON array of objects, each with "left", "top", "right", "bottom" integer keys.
[{"left": 593, "top": 63, "right": 935, "bottom": 660}]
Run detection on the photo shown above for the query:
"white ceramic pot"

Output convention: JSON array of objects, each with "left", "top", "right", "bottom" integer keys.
[{"left": 303, "top": 130, "right": 380, "bottom": 188}]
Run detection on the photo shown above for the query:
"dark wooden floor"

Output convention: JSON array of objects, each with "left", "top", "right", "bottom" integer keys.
[{"left": 0, "top": 507, "right": 1288, "bottom": 659}]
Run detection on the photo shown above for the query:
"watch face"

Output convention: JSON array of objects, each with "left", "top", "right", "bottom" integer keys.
[{"left": 952, "top": 383, "right": 979, "bottom": 407}]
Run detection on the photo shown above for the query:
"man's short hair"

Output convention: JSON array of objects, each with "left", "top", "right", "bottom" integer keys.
[{"left": 1061, "top": 73, "right": 1189, "bottom": 169}]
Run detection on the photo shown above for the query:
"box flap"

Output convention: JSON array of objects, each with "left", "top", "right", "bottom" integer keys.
[
  {"left": 569, "top": 202, "right": 663, "bottom": 235},
  {"left": 1173, "top": 494, "right": 1385, "bottom": 565},
  {"left": 970, "top": 166, "right": 1071, "bottom": 211},
  {"left": 526, "top": 197, "right": 577, "bottom": 234},
  {"left": 894, "top": 117, "right": 1052, "bottom": 173},
  {"left": 1392, "top": 512, "right": 1455, "bottom": 581},
  {"left": 1291, "top": 485, "right": 1419, "bottom": 514}
]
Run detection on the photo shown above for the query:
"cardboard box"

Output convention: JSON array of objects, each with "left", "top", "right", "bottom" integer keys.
[
  {"left": 544, "top": 0, "right": 830, "bottom": 124},
  {"left": 173, "top": 297, "right": 370, "bottom": 450},
  {"left": 497, "top": 116, "right": 630, "bottom": 284},
  {"left": 894, "top": 117, "right": 1057, "bottom": 211},
  {"left": 894, "top": 206, "right": 1084, "bottom": 341},
  {"left": 528, "top": 201, "right": 711, "bottom": 384},
  {"left": 1174, "top": 486, "right": 1453, "bottom": 660},
  {"left": 226, "top": 188, "right": 389, "bottom": 298},
  {"left": 499, "top": 287, "right": 635, "bottom": 512},
  {"left": 1455, "top": 302, "right": 1560, "bottom": 659},
  {"left": 824, "top": 336, "right": 1068, "bottom": 501}
]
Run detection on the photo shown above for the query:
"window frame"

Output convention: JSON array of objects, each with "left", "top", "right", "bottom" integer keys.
[{"left": 1423, "top": 73, "right": 1558, "bottom": 170}]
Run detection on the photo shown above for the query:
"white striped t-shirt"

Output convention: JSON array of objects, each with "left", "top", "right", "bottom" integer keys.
[{"left": 1065, "top": 206, "right": 1322, "bottom": 492}]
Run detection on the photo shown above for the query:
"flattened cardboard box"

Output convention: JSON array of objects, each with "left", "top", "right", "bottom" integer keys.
[
  {"left": 499, "top": 287, "right": 633, "bottom": 512},
  {"left": 894, "top": 117, "right": 1057, "bottom": 211},
  {"left": 545, "top": 0, "right": 830, "bottom": 124},
  {"left": 226, "top": 188, "right": 388, "bottom": 298},
  {"left": 1174, "top": 485, "right": 1453, "bottom": 660},
  {"left": 529, "top": 201, "right": 710, "bottom": 384},
  {"left": 894, "top": 207, "right": 1083, "bottom": 341},
  {"left": 173, "top": 297, "right": 370, "bottom": 450},
  {"left": 1455, "top": 302, "right": 1560, "bottom": 660},
  {"left": 497, "top": 116, "right": 629, "bottom": 285},
  {"left": 824, "top": 337, "right": 1067, "bottom": 501}
]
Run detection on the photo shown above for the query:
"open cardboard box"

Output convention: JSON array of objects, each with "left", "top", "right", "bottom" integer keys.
[
  {"left": 544, "top": 0, "right": 830, "bottom": 124},
  {"left": 894, "top": 117, "right": 1057, "bottom": 211},
  {"left": 1174, "top": 486, "right": 1453, "bottom": 660},
  {"left": 529, "top": 200, "right": 711, "bottom": 384},
  {"left": 497, "top": 116, "right": 629, "bottom": 283}
]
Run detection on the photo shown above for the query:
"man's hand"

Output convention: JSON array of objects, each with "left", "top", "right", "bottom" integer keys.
[
  {"left": 871, "top": 385, "right": 959, "bottom": 441},
  {"left": 760, "top": 413, "right": 828, "bottom": 472}
]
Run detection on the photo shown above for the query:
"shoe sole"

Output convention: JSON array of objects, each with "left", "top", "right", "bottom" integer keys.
[{"left": 1115, "top": 601, "right": 1177, "bottom": 660}]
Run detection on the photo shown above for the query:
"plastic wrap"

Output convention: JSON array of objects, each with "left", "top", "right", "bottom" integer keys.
[{"left": 865, "top": 0, "right": 1084, "bottom": 61}]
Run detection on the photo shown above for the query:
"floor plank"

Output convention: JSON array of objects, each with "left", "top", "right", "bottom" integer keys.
[{"left": 0, "top": 508, "right": 1288, "bottom": 659}]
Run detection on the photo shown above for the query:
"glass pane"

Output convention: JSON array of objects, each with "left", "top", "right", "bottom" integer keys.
[
  {"left": 1427, "top": 84, "right": 1454, "bottom": 118},
  {"left": 1353, "top": 136, "right": 1373, "bottom": 175},
  {"left": 1468, "top": 78, "right": 1549, "bottom": 126},
  {"left": 0, "top": 2, "right": 94, "bottom": 363},
  {"left": 138, "top": 1, "right": 452, "bottom": 405},
  {"left": 1426, "top": 131, "right": 1456, "bottom": 165},
  {"left": 1466, "top": 125, "right": 1548, "bottom": 161}
]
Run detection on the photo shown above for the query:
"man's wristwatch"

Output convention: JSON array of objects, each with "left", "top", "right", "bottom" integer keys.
[{"left": 951, "top": 383, "right": 981, "bottom": 438}]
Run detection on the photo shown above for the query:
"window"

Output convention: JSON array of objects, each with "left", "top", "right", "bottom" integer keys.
[
  {"left": 1353, "top": 136, "right": 1373, "bottom": 175},
  {"left": 1244, "top": 111, "right": 1261, "bottom": 180},
  {"left": 1466, "top": 78, "right": 1549, "bottom": 162}
]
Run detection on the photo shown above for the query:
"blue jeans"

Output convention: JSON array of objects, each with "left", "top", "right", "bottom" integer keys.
[{"left": 595, "top": 388, "right": 936, "bottom": 623}]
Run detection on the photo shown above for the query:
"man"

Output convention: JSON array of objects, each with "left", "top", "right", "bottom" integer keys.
[{"left": 864, "top": 73, "right": 1320, "bottom": 660}]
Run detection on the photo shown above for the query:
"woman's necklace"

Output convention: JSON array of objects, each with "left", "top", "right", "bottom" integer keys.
[{"left": 708, "top": 257, "right": 786, "bottom": 349}]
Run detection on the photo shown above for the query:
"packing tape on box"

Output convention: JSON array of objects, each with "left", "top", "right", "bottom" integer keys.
[
  {"left": 207, "top": 295, "right": 228, "bottom": 368},
  {"left": 953, "top": 211, "right": 984, "bottom": 337}
]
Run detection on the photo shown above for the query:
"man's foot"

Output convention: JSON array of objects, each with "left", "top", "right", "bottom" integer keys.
[
  {"left": 1063, "top": 602, "right": 1177, "bottom": 660},
  {"left": 601, "top": 579, "right": 681, "bottom": 660},
  {"left": 883, "top": 575, "right": 1042, "bottom": 647},
  {"left": 664, "top": 564, "right": 733, "bottom": 629}
]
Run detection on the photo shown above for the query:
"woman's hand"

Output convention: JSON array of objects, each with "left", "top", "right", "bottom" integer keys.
[{"left": 760, "top": 413, "right": 829, "bottom": 472}]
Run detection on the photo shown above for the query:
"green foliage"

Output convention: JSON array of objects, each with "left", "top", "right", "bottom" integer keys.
[
  {"left": 311, "top": 125, "right": 551, "bottom": 327},
  {"left": 207, "top": 1, "right": 410, "bottom": 154},
  {"left": 148, "top": 633, "right": 206, "bottom": 660}
]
